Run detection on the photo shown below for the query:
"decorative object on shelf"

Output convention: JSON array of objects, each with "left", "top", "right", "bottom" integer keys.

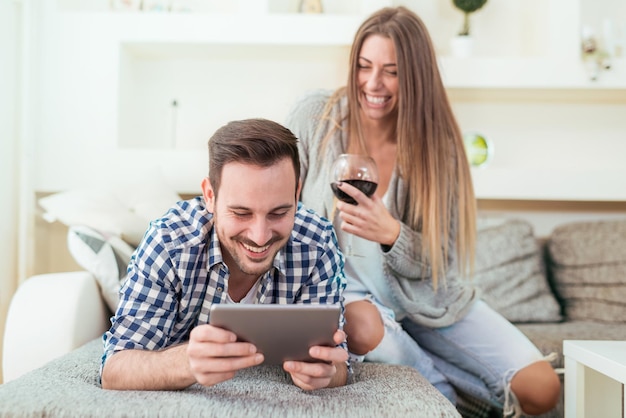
[
  {"left": 450, "top": 35, "right": 474, "bottom": 58},
  {"left": 299, "top": 0, "right": 323, "bottom": 14},
  {"left": 142, "top": 0, "right": 169, "bottom": 12},
  {"left": 463, "top": 132, "right": 492, "bottom": 168},
  {"left": 453, "top": 0, "right": 487, "bottom": 36},
  {"left": 581, "top": 25, "right": 612, "bottom": 82},
  {"left": 450, "top": 0, "right": 488, "bottom": 58}
]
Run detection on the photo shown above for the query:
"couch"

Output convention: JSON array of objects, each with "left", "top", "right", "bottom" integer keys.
[
  {"left": 3, "top": 204, "right": 626, "bottom": 417},
  {"left": 0, "top": 272, "right": 461, "bottom": 418},
  {"left": 473, "top": 217, "right": 626, "bottom": 418}
]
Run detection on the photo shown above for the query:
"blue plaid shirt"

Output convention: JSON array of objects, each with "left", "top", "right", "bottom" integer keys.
[{"left": 102, "top": 197, "right": 346, "bottom": 369}]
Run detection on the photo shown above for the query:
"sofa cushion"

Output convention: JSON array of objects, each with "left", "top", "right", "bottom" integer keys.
[
  {"left": 471, "top": 218, "right": 563, "bottom": 323},
  {"left": 548, "top": 219, "right": 626, "bottom": 323},
  {"left": 67, "top": 225, "right": 135, "bottom": 313},
  {"left": 0, "top": 339, "right": 460, "bottom": 418}
]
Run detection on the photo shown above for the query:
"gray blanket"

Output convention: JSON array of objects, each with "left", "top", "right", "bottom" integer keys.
[{"left": 0, "top": 339, "right": 458, "bottom": 417}]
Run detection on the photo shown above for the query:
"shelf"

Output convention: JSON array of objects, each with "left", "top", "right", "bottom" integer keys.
[
  {"left": 471, "top": 168, "right": 626, "bottom": 202},
  {"left": 439, "top": 57, "right": 626, "bottom": 90}
]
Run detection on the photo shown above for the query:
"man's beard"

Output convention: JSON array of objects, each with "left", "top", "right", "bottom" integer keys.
[
  {"left": 228, "top": 235, "right": 281, "bottom": 277},
  {"left": 214, "top": 218, "right": 287, "bottom": 278}
]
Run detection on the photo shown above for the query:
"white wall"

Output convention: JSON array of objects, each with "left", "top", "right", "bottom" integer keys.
[{"left": 0, "top": 0, "right": 20, "bottom": 384}]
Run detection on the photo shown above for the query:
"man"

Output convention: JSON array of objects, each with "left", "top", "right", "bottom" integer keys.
[{"left": 101, "top": 119, "right": 349, "bottom": 391}]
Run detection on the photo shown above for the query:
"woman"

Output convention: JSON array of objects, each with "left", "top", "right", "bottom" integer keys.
[{"left": 286, "top": 6, "right": 560, "bottom": 417}]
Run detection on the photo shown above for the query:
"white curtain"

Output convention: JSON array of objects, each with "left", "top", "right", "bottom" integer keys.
[{"left": 0, "top": 0, "right": 21, "bottom": 384}]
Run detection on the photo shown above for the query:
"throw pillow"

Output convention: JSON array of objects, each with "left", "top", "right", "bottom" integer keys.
[
  {"left": 548, "top": 219, "right": 626, "bottom": 323},
  {"left": 40, "top": 189, "right": 149, "bottom": 247},
  {"left": 471, "top": 218, "right": 563, "bottom": 323},
  {"left": 67, "top": 225, "right": 135, "bottom": 313},
  {"left": 549, "top": 219, "right": 626, "bottom": 266}
]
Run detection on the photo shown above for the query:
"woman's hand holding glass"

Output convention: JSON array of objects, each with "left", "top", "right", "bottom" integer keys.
[
  {"left": 330, "top": 154, "right": 400, "bottom": 255},
  {"left": 334, "top": 181, "right": 401, "bottom": 249},
  {"left": 330, "top": 154, "right": 378, "bottom": 256}
]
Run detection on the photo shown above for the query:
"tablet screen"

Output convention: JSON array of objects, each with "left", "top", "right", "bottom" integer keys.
[{"left": 209, "top": 304, "right": 340, "bottom": 365}]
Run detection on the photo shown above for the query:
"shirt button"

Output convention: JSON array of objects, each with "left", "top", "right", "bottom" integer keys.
[{"left": 216, "top": 287, "right": 223, "bottom": 293}]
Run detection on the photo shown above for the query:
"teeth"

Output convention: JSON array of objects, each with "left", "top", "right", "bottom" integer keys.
[
  {"left": 366, "top": 94, "right": 386, "bottom": 104},
  {"left": 243, "top": 243, "right": 270, "bottom": 253}
]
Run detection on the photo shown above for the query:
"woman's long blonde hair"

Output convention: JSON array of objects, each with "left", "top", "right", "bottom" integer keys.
[{"left": 323, "top": 6, "right": 476, "bottom": 288}]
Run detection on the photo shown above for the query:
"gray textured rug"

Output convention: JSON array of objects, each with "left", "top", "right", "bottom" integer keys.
[{"left": 0, "top": 339, "right": 459, "bottom": 417}]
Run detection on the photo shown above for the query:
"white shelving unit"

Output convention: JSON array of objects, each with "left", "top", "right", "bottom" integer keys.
[
  {"left": 26, "top": 2, "right": 626, "bottom": 201},
  {"left": 22, "top": 0, "right": 626, "bottom": 195}
]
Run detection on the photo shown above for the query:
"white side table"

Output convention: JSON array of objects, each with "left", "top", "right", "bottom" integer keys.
[{"left": 563, "top": 340, "right": 626, "bottom": 418}]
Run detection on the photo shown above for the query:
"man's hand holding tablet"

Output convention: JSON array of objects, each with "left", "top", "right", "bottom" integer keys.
[{"left": 186, "top": 304, "right": 349, "bottom": 390}]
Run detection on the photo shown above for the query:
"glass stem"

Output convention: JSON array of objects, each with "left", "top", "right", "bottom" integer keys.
[{"left": 346, "top": 233, "right": 354, "bottom": 256}]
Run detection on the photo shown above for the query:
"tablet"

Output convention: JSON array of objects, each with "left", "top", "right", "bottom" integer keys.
[{"left": 209, "top": 304, "right": 340, "bottom": 365}]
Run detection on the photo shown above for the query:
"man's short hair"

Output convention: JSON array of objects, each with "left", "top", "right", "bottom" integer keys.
[{"left": 208, "top": 118, "right": 301, "bottom": 197}]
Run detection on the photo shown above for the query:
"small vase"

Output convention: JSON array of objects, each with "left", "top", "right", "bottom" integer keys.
[{"left": 450, "top": 36, "right": 474, "bottom": 58}]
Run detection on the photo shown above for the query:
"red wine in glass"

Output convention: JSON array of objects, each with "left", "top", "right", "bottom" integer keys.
[
  {"left": 329, "top": 154, "right": 379, "bottom": 256},
  {"left": 331, "top": 179, "right": 378, "bottom": 205}
]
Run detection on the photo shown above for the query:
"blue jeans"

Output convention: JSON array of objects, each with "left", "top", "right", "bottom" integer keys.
[{"left": 359, "top": 298, "right": 544, "bottom": 411}]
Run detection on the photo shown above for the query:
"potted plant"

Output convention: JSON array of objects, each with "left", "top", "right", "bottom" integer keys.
[
  {"left": 454, "top": 0, "right": 487, "bottom": 36},
  {"left": 450, "top": 0, "right": 488, "bottom": 57}
]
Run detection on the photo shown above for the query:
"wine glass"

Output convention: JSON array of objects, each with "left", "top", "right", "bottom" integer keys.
[{"left": 330, "top": 154, "right": 379, "bottom": 257}]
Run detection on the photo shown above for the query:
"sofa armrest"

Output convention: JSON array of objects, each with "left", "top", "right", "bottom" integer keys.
[{"left": 2, "top": 271, "right": 111, "bottom": 382}]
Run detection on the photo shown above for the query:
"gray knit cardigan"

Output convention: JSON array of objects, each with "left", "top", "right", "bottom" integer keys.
[{"left": 285, "top": 89, "right": 477, "bottom": 328}]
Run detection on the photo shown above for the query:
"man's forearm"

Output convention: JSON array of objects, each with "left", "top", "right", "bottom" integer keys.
[{"left": 101, "top": 344, "right": 196, "bottom": 390}]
